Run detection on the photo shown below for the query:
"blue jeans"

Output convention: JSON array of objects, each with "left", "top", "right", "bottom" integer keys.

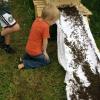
[{"left": 23, "top": 53, "right": 50, "bottom": 69}]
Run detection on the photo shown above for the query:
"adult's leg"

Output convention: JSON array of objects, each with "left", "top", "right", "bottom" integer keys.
[
  {"left": 1, "top": 23, "right": 20, "bottom": 36},
  {"left": 0, "top": 23, "right": 20, "bottom": 53},
  {"left": 5, "top": 34, "right": 10, "bottom": 45},
  {"left": 0, "top": 11, "right": 20, "bottom": 53}
]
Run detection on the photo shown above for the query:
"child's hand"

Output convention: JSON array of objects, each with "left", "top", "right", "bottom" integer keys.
[{"left": 43, "top": 52, "right": 50, "bottom": 61}]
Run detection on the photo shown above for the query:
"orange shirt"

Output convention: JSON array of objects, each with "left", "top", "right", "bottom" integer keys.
[{"left": 26, "top": 18, "right": 50, "bottom": 56}]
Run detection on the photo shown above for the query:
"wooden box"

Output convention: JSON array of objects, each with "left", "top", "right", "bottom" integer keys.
[{"left": 33, "top": 0, "right": 92, "bottom": 17}]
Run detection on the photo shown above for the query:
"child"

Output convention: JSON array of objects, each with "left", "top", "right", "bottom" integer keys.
[
  {"left": 0, "top": 0, "right": 20, "bottom": 53},
  {"left": 57, "top": 6, "right": 100, "bottom": 100},
  {"left": 18, "top": 3, "right": 59, "bottom": 69}
]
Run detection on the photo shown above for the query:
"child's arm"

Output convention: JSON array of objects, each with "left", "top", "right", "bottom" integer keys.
[{"left": 43, "top": 38, "right": 50, "bottom": 60}]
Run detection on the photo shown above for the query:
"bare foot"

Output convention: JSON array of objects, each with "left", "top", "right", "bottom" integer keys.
[{"left": 18, "top": 63, "right": 24, "bottom": 70}]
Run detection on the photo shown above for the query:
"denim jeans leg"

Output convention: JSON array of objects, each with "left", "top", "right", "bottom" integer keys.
[{"left": 23, "top": 54, "right": 50, "bottom": 69}]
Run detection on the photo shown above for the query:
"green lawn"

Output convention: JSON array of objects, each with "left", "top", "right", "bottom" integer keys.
[
  {"left": 0, "top": 41, "right": 66, "bottom": 100},
  {"left": 0, "top": 0, "right": 100, "bottom": 100}
]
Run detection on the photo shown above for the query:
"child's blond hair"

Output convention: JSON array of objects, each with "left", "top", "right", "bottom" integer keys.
[{"left": 41, "top": 3, "right": 60, "bottom": 21}]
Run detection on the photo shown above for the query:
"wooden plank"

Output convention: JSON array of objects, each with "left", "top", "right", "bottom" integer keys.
[
  {"left": 34, "top": 1, "right": 45, "bottom": 5},
  {"left": 33, "top": 0, "right": 45, "bottom": 17},
  {"left": 33, "top": 0, "right": 45, "bottom": 5},
  {"left": 34, "top": 5, "right": 44, "bottom": 17},
  {"left": 78, "top": 4, "right": 92, "bottom": 15},
  {"left": 45, "top": 0, "right": 80, "bottom": 4}
]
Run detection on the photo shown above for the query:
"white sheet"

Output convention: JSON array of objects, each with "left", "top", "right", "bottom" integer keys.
[{"left": 56, "top": 13, "right": 100, "bottom": 100}]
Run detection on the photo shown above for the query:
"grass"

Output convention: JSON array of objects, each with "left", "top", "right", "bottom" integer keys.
[
  {"left": 82, "top": 0, "right": 100, "bottom": 34},
  {"left": 0, "top": 41, "right": 66, "bottom": 100},
  {"left": 0, "top": 0, "right": 100, "bottom": 100}
]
